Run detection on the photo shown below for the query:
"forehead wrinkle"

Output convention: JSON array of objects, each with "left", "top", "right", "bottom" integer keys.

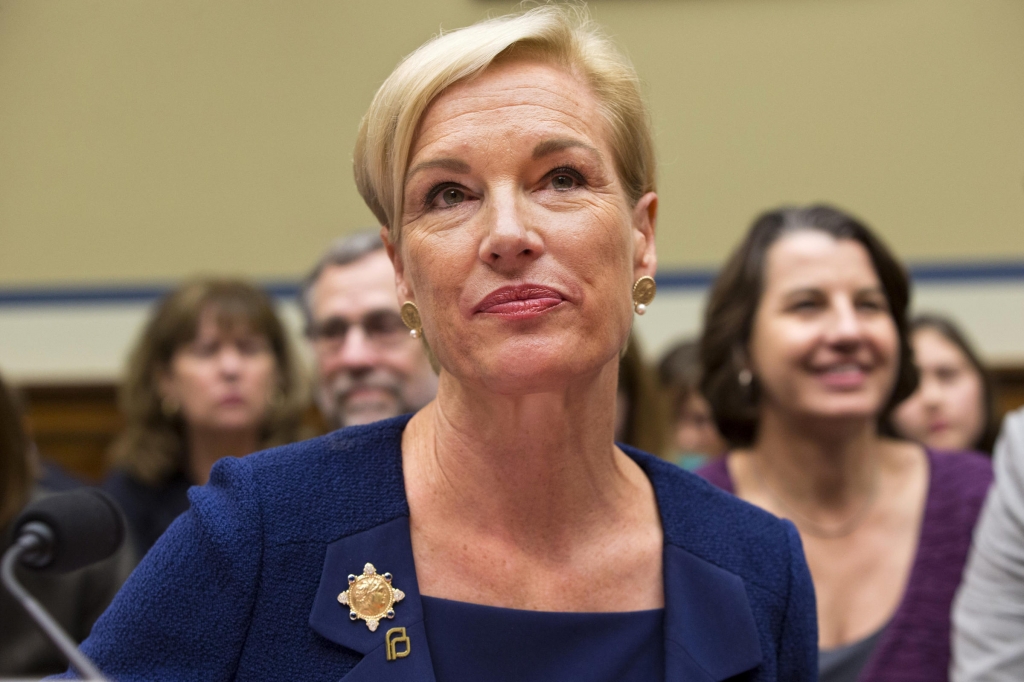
[
  {"left": 406, "top": 157, "right": 471, "bottom": 182},
  {"left": 433, "top": 78, "right": 592, "bottom": 115},
  {"left": 418, "top": 99, "right": 595, "bottom": 146},
  {"left": 532, "top": 137, "right": 602, "bottom": 161},
  {"left": 412, "top": 106, "right": 602, "bottom": 170},
  {"left": 415, "top": 74, "right": 600, "bottom": 145}
]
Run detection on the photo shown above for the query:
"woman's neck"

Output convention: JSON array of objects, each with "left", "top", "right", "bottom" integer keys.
[
  {"left": 186, "top": 427, "right": 261, "bottom": 485},
  {"left": 747, "top": 408, "right": 880, "bottom": 510},
  {"left": 402, "top": 362, "right": 654, "bottom": 550}
]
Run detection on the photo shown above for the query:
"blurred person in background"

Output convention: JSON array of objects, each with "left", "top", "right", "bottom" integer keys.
[
  {"left": 696, "top": 205, "right": 992, "bottom": 682},
  {"left": 615, "top": 332, "right": 671, "bottom": 458},
  {"left": 658, "top": 339, "right": 727, "bottom": 469},
  {"left": 103, "top": 278, "right": 306, "bottom": 556},
  {"left": 953, "top": 407, "right": 1024, "bottom": 681},
  {"left": 0, "top": 371, "right": 133, "bottom": 677},
  {"left": 300, "top": 232, "right": 437, "bottom": 429},
  {"left": 892, "top": 314, "right": 997, "bottom": 454}
]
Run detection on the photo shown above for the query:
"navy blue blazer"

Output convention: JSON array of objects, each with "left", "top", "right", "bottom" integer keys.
[{"left": 68, "top": 415, "right": 817, "bottom": 681}]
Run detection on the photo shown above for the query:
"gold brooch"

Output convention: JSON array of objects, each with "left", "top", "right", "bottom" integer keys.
[{"left": 337, "top": 563, "right": 405, "bottom": 631}]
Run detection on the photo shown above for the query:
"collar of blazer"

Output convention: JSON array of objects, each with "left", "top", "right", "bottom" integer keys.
[{"left": 308, "top": 438, "right": 763, "bottom": 682}]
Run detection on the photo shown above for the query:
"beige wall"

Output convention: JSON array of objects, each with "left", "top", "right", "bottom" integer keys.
[{"left": 1, "top": 0, "right": 1023, "bottom": 288}]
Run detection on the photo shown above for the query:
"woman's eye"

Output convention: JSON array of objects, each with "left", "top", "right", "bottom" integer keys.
[
  {"left": 428, "top": 185, "right": 467, "bottom": 209},
  {"left": 858, "top": 299, "right": 888, "bottom": 312},
  {"left": 189, "top": 342, "right": 218, "bottom": 358},
  {"left": 551, "top": 174, "right": 577, "bottom": 191},
  {"left": 441, "top": 188, "right": 464, "bottom": 205},
  {"left": 238, "top": 338, "right": 270, "bottom": 356},
  {"left": 547, "top": 168, "right": 583, "bottom": 191}
]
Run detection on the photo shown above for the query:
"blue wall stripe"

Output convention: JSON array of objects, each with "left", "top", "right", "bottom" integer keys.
[
  {"left": 0, "top": 281, "right": 302, "bottom": 307},
  {"left": 1, "top": 261, "right": 1023, "bottom": 307},
  {"left": 908, "top": 262, "right": 1024, "bottom": 282}
]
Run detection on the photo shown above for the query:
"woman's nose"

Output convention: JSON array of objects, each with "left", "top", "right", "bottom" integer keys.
[
  {"left": 478, "top": 192, "right": 544, "bottom": 269},
  {"left": 918, "top": 374, "right": 944, "bottom": 407},
  {"left": 217, "top": 347, "right": 244, "bottom": 376},
  {"left": 825, "top": 301, "right": 863, "bottom": 347}
]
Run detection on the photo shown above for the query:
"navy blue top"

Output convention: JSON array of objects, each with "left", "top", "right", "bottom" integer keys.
[
  {"left": 421, "top": 597, "right": 664, "bottom": 682},
  {"left": 102, "top": 469, "right": 191, "bottom": 556},
  {"left": 57, "top": 415, "right": 818, "bottom": 681}
]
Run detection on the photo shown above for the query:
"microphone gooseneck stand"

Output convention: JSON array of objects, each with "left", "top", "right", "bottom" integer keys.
[{"left": 2, "top": 525, "right": 108, "bottom": 681}]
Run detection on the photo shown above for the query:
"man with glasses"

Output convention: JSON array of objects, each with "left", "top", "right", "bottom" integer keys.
[{"left": 300, "top": 232, "right": 438, "bottom": 429}]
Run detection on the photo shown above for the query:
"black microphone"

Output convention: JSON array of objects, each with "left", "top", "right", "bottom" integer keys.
[
  {"left": 2, "top": 489, "right": 124, "bottom": 681},
  {"left": 11, "top": 488, "right": 125, "bottom": 573}
]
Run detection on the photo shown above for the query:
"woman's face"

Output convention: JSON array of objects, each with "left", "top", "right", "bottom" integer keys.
[
  {"left": 390, "top": 60, "right": 657, "bottom": 393},
  {"left": 892, "top": 327, "right": 985, "bottom": 451},
  {"left": 748, "top": 231, "right": 900, "bottom": 426},
  {"left": 674, "top": 393, "right": 727, "bottom": 457},
  {"left": 160, "top": 307, "right": 279, "bottom": 435}
]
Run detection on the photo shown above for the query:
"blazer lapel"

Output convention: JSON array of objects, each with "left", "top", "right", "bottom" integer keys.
[
  {"left": 309, "top": 515, "right": 437, "bottom": 682},
  {"left": 663, "top": 543, "right": 763, "bottom": 681}
]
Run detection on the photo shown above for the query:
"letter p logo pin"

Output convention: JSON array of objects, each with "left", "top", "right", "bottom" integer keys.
[{"left": 385, "top": 627, "right": 410, "bottom": 661}]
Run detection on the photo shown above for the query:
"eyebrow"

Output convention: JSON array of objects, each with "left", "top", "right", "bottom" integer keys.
[
  {"left": 532, "top": 137, "right": 602, "bottom": 160},
  {"left": 782, "top": 285, "right": 886, "bottom": 298},
  {"left": 404, "top": 138, "right": 601, "bottom": 185},
  {"left": 406, "top": 157, "right": 471, "bottom": 182}
]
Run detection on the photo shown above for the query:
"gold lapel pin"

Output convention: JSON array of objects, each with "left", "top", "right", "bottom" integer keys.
[
  {"left": 337, "top": 563, "right": 406, "bottom": 632},
  {"left": 386, "top": 627, "right": 411, "bottom": 661}
]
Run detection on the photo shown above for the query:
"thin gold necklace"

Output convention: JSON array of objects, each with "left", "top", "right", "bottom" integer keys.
[{"left": 751, "top": 455, "right": 880, "bottom": 540}]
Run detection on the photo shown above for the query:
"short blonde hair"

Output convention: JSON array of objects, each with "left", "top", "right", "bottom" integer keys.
[{"left": 354, "top": 4, "right": 655, "bottom": 240}]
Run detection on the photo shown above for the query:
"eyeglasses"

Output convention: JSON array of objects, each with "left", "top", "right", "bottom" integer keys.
[{"left": 307, "top": 310, "right": 408, "bottom": 351}]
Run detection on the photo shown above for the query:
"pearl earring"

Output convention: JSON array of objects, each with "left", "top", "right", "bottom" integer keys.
[
  {"left": 632, "top": 276, "right": 656, "bottom": 315},
  {"left": 400, "top": 301, "right": 423, "bottom": 340}
]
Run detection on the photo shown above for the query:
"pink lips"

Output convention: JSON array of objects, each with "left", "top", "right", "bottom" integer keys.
[
  {"left": 815, "top": 365, "right": 867, "bottom": 390},
  {"left": 474, "top": 285, "right": 565, "bottom": 319}
]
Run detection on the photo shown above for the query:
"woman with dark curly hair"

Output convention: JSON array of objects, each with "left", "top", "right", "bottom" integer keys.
[
  {"left": 103, "top": 278, "right": 307, "bottom": 555},
  {"left": 696, "top": 205, "right": 993, "bottom": 682}
]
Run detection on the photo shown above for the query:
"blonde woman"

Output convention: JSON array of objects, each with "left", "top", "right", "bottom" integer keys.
[{"left": 68, "top": 8, "right": 816, "bottom": 681}]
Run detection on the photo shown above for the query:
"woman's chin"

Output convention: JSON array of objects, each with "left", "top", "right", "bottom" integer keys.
[
  {"left": 461, "top": 350, "right": 609, "bottom": 396},
  {"left": 794, "top": 406, "right": 880, "bottom": 430}
]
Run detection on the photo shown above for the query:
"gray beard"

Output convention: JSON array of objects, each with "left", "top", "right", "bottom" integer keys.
[{"left": 318, "top": 372, "right": 408, "bottom": 429}]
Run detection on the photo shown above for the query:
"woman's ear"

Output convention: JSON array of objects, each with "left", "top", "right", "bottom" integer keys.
[
  {"left": 632, "top": 192, "right": 658, "bottom": 280},
  {"left": 381, "top": 226, "right": 415, "bottom": 303},
  {"left": 732, "top": 343, "right": 753, "bottom": 378}
]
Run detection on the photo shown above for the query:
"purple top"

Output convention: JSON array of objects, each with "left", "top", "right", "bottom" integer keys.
[{"left": 697, "top": 449, "right": 992, "bottom": 682}]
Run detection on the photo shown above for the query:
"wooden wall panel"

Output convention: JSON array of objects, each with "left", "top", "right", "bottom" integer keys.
[{"left": 22, "top": 384, "right": 121, "bottom": 483}]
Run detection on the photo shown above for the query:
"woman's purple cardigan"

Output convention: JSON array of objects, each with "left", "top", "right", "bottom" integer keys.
[{"left": 698, "top": 449, "right": 992, "bottom": 682}]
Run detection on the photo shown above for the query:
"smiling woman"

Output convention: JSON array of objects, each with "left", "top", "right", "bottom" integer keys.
[
  {"left": 62, "top": 7, "right": 815, "bottom": 682},
  {"left": 696, "top": 205, "right": 994, "bottom": 682}
]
